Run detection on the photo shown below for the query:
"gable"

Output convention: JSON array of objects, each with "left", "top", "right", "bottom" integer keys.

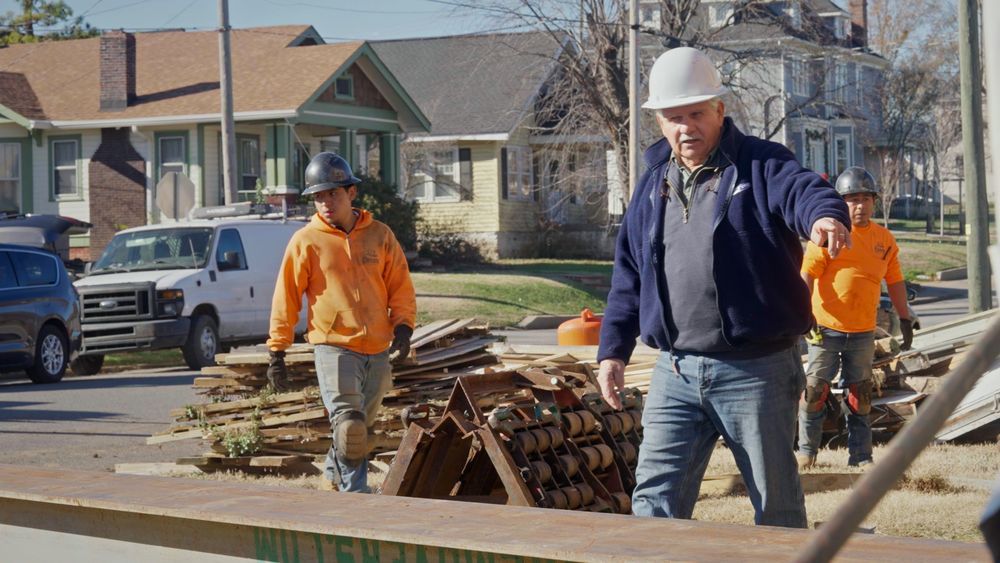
[{"left": 316, "top": 64, "right": 393, "bottom": 111}]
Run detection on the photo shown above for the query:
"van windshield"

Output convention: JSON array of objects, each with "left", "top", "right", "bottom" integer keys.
[{"left": 90, "top": 228, "right": 214, "bottom": 274}]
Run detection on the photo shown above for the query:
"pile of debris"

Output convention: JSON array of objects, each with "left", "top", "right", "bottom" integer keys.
[
  {"left": 381, "top": 359, "right": 644, "bottom": 514},
  {"left": 147, "top": 319, "right": 502, "bottom": 470}
]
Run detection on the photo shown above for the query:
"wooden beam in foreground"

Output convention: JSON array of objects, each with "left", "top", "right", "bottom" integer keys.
[{"left": 0, "top": 464, "right": 987, "bottom": 562}]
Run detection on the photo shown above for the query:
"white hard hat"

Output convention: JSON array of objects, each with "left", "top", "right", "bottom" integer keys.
[{"left": 642, "top": 47, "right": 728, "bottom": 110}]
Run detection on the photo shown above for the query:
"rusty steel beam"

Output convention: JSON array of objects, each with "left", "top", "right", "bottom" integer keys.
[{"left": 0, "top": 464, "right": 989, "bottom": 562}]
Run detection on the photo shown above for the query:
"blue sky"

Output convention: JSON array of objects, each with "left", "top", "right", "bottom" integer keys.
[{"left": 46, "top": 0, "right": 499, "bottom": 41}]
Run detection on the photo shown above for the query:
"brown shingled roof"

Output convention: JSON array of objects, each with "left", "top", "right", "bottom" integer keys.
[{"left": 0, "top": 25, "right": 362, "bottom": 122}]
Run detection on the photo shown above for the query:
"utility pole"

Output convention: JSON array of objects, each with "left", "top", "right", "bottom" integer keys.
[
  {"left": 218, "top": 0, "right": 237, "bottom": 206},
  {"left": 984, "top": 0, "right": 1000, "bottom": 301},
  {"left": 958, "top": 0, "right": 991, "bottom": 312},
  {"left": 628, "top": 0, "right": 640, "bottom": 203}
]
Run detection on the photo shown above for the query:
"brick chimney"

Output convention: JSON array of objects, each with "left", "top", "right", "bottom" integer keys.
[
  {"left": 99, "top": 30, "right": 136, "bottom": 111},
  {"left": 849, "top": 0, "right": 868, "bottom": 48}
]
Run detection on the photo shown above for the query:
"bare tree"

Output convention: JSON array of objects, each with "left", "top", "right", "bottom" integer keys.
[
  {"left": 430, "top": 0, "right": 866, "bottom": 208},
  {"left": 862, "top": 0, "right": 959, "bottom": 222}
]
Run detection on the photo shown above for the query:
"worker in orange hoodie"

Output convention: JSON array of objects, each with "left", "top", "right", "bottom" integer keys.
[
  {"left": 797, "top": 167, "right": 913, "bottom": 469},
  {"left": 267, "top": 152, "right": 416, "bottom": 493}
]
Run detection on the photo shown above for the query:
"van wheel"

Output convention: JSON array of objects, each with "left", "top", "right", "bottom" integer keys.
[
  {"left": 26, "top": 325, "right": 68, "bottom": 384},
  {"left": 182, "top": 315, "right": 219, "bottom": 370},
  {"left": 71, "top": 354, "right": 105, "bottom": 376}
]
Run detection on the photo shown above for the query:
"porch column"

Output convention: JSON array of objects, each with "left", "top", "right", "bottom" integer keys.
[
  {"left": 379, "top": 133, "right": 400, "bottom": 188},
  {"left": 340, "top": 129, "right": 357, "bottom": 169},
  {"left": 265, "top": 123, "right": 294, "bottom": 190}
]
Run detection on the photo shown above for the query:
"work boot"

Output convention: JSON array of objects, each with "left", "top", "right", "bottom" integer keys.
[
  {"left": 318, "top": 477, "right": 338, "bottom": 491},
  {"left": 796, "top": 453, "right": 816, "bottom": 470},
  {"left": 334, "top": 413, "right": 368, "bottom": 463}
]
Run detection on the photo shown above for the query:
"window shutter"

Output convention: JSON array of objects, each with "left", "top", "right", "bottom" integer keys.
[
  {"left": 500, "top": 147, "right": 509, "bottom": 200},
  {"left": 459, "top": 148, "right": 473, "bottom": 201},
  {"left": 531, "top": 153, "right": 540, "bottom": 202}
]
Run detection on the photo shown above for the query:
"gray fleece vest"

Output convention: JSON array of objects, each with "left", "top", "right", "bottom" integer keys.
[{"left": 662, "top": 158, "right": 734, "bottom": 353}]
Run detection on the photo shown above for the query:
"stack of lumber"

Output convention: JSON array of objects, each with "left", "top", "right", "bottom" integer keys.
[{"left": 147, "top": 319, "right": 503, "bottom": 469}]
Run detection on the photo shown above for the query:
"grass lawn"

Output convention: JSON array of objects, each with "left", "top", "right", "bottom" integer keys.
[
  {"left": 102, "top": 349, "right": 185, "bottom": 370},
  {"left": 413, "top": 269, "right": 606, "bottom": 327}
]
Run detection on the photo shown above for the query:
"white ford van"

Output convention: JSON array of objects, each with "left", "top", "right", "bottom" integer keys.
[{"left": 72, "top": 208, "right": 306, "bottom": 374}]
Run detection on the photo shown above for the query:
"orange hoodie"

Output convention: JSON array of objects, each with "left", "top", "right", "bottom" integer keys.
[{"left": 267, "top": 210, "right": 416, "bottom": 355}]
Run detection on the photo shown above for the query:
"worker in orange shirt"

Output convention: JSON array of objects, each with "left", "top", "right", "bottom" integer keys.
[
  {"left": 797, "top": 167, "right": 913, "bottom": 469},
  {"left": 267, "top": 152, "right": 416, "bottom": 492}
]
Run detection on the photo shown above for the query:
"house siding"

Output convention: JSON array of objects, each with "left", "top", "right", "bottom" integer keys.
[{"left": 417, "top": 142, "right": 500, "bottom": 234}]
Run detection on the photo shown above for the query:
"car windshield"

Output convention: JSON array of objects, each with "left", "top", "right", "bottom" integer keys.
[{"left": 90, "top": 228, "right": 213, "bottom": 274}]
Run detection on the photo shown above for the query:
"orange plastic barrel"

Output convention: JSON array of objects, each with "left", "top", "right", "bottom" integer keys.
[{"left": 557, "top": 308, "right": 602, "bottom": 346}]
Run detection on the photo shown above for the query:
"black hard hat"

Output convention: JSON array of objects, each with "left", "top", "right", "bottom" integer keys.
[
  {"left": 302, "top": 152, "right": 361, "bottom": 196},
  {"left": 835, "top": 167, "right": 880, "bottom": 197}
]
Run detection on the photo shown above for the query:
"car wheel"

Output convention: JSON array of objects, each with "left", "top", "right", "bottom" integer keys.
[
  {"left": 71, "top": 354, "right": 105, "bottom": 376},
  {"left": 26, "top": 325, "right": 68, "bottom": 384},
  {"left": 182, "top": 315, "right": 219, "bottom": 370}
]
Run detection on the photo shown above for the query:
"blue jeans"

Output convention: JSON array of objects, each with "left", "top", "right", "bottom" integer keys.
[
  {"left": 632, "top": 347, "right": 807, "bottom": 528},
  {"left": 313, "top": 345, "right": 392, "bottom": 493},
  {"left": 797, "top": 328, "right": 875, "bottom": 466}
]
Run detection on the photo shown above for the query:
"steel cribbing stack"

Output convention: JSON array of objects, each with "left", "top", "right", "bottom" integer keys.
[{"left": 795, "top": 312, "right": 1000, "bottom": 563}]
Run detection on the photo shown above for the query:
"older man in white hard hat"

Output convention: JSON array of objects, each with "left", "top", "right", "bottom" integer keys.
[{"left": 596, "top": 47, "right": 851, "bottom": 528}]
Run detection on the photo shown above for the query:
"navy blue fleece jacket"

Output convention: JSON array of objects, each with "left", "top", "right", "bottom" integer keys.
[{"left": 597, "top": 118, "right": 850, "bottom": 363}]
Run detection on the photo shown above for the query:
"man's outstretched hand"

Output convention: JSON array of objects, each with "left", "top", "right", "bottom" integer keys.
[{"left": 810, "top": 217, "right": 851, "bottom": 259}]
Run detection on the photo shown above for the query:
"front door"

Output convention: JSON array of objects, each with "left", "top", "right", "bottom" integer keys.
[{"left": 808, "top": 137, "right": 827, "bottom": 176}]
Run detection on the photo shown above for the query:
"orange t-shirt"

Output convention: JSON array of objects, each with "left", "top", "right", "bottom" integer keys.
[{"left": 801, "top": 222, "right": 904, "bottom": 333}]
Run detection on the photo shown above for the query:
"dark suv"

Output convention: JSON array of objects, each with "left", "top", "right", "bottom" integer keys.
[{"left": 0, "top": 244, "right": 81, "bottom": 383}]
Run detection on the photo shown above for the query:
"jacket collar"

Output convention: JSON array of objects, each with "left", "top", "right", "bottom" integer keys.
[{"left": 310, "top": 208, "right": 372, "bottom": 235}]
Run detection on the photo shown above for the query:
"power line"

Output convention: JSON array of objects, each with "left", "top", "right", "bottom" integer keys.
[
  {"left": 163, "top": 0, "right": 200, "bottom": 26},
  {"left": 261, "top": 0, "right": 448, "bottom": 15},
  {"left": 77, "top": 0, "right": 107, "bottom": 18},
  {"left": 86, "top": 0, "right": 161, "bottom": 18}
]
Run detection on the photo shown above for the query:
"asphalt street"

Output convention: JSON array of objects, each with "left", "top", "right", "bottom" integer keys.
[
  {"left": 0, "top": 279, "right": 993, "bottom": 473},
  {"left": 0, "top": 367, "right": 204, "bottom": 471}
]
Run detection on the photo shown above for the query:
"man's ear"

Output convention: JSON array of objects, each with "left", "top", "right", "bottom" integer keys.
[{"left": 347, "top": 185, "right": 358, "bottom": 201}]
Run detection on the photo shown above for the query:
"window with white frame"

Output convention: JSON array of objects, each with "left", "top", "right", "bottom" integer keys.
[
  {"left": 158, "top": 136, "right": 185, "bottom": 178},
  {"left": 708, "top": 4, "right": 734, "bottom": 28},
  {"left": 785, "top": 2, "right": 801, "bottom": 28},
  {"left": 51, "top": 138, "right": 78, "bottom": 197},
  {"left": 834, "top": 62, "right": 849, "bottom": 103},
  {"left": 834, "top": 135, "right": 851, "bottom": 175},
  {"left": 0, "top": 143, "right": 21, "bottom": 214},
  {"left": 791, "top": 57, "right": 809, "bottom": 96},
  {"left": 413, "top": 149, "right": 460, "bottom": 202},
  {"left": 639, "top": 4, "right": 660, "bottom": 27},
  {"left": 504, "top": 146, "right": 533, "bottom": 201}
]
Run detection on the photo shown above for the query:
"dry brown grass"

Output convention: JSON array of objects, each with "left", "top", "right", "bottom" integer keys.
[
  {"left": 694, "top": 442, "right": 999, "bottom": 541},
  {"left": 175, "top": 443, "right": 998, "bottom": 541}
]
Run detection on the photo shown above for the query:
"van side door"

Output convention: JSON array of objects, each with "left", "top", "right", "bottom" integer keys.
[
  {"left": 211, "top": 228, "right": 256, "bottom": 338},
  {"left": 0, "top": 251, "right": 33, "bottom": 367}
]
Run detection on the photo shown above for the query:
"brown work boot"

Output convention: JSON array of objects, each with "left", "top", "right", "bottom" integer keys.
[
  {"left": 318, "top": 477, "right": 338, "bottom": 491},
  {"left": 796, "top": 453, "right": 816, "bottom": 470}
]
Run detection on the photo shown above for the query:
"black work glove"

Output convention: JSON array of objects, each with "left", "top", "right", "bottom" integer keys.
[
  {"left": 899, "top": 318, "right": 914, "bottom": 351},
  {"left": 266, "top": 350, "right": 290, "bottom": 392},
  {"left": 388, "top": 324, "right": 413, "bottom": 364}
]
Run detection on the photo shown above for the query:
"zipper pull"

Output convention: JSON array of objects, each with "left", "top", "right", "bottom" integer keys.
[{"left": 682, "top": 207, "right": 689, "bottom": 224}]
